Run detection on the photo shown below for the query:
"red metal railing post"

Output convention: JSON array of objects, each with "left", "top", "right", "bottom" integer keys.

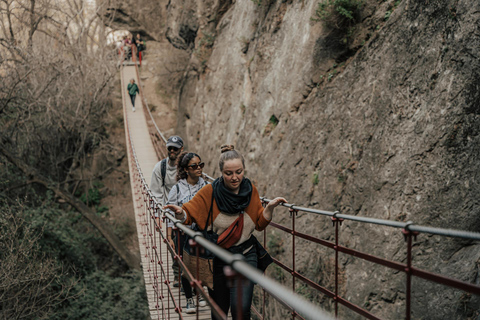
[
  {"left": 152, "top": 201, "right": 160, "bottom": 317},
  {"left": 261, "top": 199, "right": 268, "bottom": 319},
  {"left": 165, "top": 220, "right": 171, "bottom": 319},
  {"left": 289, "top": 208, "right": 299, "bottom": 320},
  {"left": 406, "top": 232, "right": 412, "bottom": 320},
  {"left": 190, "top": 238, "right": 201, "bottom": 318},
  {"left": 160, "top": 213, "right": 167, "bottom": 301},
  {"left": 176, "top": 227, "right": 182, "bottom": 313},
  {"left": 332, "top": 212, "right": 343, "bottom": 318},
  {"left": 402, "top": 226, "right": 419, "bottom": 320},
  {"left": 158, "top": 213, "right": 167, "bottom": 320}
]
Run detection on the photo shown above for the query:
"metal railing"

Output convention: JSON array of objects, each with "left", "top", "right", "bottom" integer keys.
[
  {"left": 259, "top": 199, "right": 480, "bottom": 319},
  {"left": 124, "top": 53, "right": 480, "bottom": 320}
]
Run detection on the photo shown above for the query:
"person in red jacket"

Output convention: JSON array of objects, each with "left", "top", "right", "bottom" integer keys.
[{"left": 164, "top": 145, "right": 286, "bottom": 319}]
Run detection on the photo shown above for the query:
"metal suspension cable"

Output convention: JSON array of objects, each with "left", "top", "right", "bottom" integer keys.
[{"left": 261, "top": 198, "right": 480, "bottom": 241}]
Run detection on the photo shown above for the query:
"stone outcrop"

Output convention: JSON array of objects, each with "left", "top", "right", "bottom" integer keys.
[
  {"left": 108, "top": 0, "right": 480, "bottom": 318},
  {"left": 103, "top": 0, "right": 165, "bottom": 40}
]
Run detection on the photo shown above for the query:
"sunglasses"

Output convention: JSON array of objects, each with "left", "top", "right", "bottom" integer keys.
[
  {"left": 187, "top": 162, "right": 205, "bottom": 170},
  {"left": 167, "top": 147, "right": 180, "bottom": 152}
]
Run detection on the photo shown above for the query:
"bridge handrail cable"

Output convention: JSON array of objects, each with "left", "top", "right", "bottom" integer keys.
[{"left": 260, "top": 198, "right": 480, "bottom": 241}]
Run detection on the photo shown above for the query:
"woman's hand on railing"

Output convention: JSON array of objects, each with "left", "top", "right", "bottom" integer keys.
[
  {"left": 266, "top": 197, "right": 288, "bottom": 209},
  {"left": 163, "top": 204, "right": 184, "bottom": 220},
  {"left": 263, "top": 197, "right": 288, "bottom": 221}
]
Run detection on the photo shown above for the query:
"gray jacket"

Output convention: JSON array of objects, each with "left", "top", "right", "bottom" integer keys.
[
  {"left": 150, "top": 159, "right": 177, "bottom": 206},
  {"left": 166, "top": 177, "right": 208, "bottom": 228}
]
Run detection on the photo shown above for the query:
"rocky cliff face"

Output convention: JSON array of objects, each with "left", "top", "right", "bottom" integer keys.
[{"left": 107, "top": 0, "right": 480, "bottom": 318}]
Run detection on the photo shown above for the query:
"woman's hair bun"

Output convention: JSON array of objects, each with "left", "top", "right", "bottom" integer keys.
[{"left": 220, "top": 144, "right": 235, "bottom": 153}]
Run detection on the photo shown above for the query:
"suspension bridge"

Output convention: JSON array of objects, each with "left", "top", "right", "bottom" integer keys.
[{"left": 119, "top": 48, "right": 480, "bottom": 320}]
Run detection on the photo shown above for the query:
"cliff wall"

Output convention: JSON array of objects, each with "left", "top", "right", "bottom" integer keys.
[{"left": 106, "top": 0, "right": 480, "bottom": 318}]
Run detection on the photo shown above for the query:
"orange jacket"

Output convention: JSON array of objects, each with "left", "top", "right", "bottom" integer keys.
[{"left": 182, "top": 183, "right": 270, "bottom": 231}]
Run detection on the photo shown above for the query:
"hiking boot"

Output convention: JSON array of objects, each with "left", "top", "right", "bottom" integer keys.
[{"left": 185, "top": 298, "right": 196, "bottom": 314}]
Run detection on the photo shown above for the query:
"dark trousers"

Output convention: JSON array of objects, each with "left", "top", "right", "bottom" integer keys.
[
  {"left": 129, "top": 94, "right": 136, "bottom": 107},
  {"left": 171, "top": 234, "right": 179, "bottom": 280},
  {"left": 177, "top": 232, "right": 194, "bottom": 299},
  {"left": 212, "top": 245, "right": 257, "bottom": 320}
]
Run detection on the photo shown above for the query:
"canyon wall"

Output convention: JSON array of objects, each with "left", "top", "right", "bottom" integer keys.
[{"left": 106, "top": 0, "right": 480, "bottom": 318}]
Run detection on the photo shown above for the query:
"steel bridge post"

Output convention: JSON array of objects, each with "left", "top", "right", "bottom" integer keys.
[
  {"left": 262, "top": 199, "right": 268, "bottom": 320},
  {"left": 402, "top": 224, "right": 418, "bottom": 320},
  {"left": 290, "top": 208, "right": 299, "bottom": 320},
  {"left": 332, "top": 212, "right": 343, "bottom": 318},
  {"left": 175, "top": 226, "right": 182, "bottom": 316},
  {"left": 152, "top": 200, "right": 160, "bottom": 318},
  {"left": 165, "top": 218, "right": 171, "bottom": 319}
]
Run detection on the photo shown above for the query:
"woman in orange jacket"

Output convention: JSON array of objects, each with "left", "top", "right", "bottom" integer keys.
[{"left": 164, "top": 145, "right": 286, "bottom": 319}]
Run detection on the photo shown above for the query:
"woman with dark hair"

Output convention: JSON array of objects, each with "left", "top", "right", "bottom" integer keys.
[
  {"left": 164, "top": 145, "right": 287, "bottom": 319},
  {"left": 165, "top": 151, "right": 209, "bottom": 314}
]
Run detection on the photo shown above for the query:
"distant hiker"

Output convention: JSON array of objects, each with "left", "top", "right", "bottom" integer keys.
[
  {"left": 151, "top": 135, "right": 184, "bottom": 285},
  {"left": 127, "top": 79, "right": 139, "bottom": 112},
  {"left": 135, "top": 33, "right": 145, "bottom": 56},
  {"left": 125, "top": 34, "right": 133, "bottom": 60},
  {"left": 165, "top": 152, "right": 209, "bottom": 314},
  {"left": 121, "top": 35, "right": 128, "bottom": 58},
  {"left": 164, "top": 145, "right": 287, "bottom": 320}
]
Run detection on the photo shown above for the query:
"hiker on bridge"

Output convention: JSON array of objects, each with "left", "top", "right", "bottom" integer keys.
[
  {"left": 151, "top": 135, "right": 184, "bottom": 204},
  {"left": 123, "top": 34, "right": 133, "bottom": 60},
  {"left": 151, "top": 136, "right": 184, "bottom": 282},
  {"left": 127, "top": 79, "right": 139, "bottom": 112},
  {"left": 164, "top": 145, "right": 287, "bottom": 320},
  {"left": 165, "top": 152, "right": 210, "bottom": 314},
  {"left": 151, "top": 135, "right": 184, "bottom": 220},
  {"left": 135, "top": 33, "right": 145, "bottom": 57}
]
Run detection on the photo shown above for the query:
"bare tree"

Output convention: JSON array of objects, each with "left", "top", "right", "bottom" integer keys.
[{"left": 0, "top": 0, "right": 140, "bottom": 269}]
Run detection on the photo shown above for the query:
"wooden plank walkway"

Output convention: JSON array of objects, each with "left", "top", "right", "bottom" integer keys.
[{"left": 121, "top": 65, "right": 212, "bottom": 320}]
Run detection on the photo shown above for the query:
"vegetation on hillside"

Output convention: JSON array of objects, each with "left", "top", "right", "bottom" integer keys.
[{"left": 0, "top": 0, "right": 148, "bottom": 318}]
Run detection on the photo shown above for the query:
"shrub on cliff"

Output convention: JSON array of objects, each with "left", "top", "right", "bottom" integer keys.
[{"left": 315, "top": 0, "right": 363, "bottom": 32}]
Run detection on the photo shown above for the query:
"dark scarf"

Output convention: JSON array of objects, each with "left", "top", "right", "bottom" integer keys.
[{"left": 212, "top": 177, "right": 252, "bottom": 215}]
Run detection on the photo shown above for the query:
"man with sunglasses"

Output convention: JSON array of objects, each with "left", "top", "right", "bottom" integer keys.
[
  {"left": 151, "top": 135, "right": 184, "bottom": 286},
  {"left": 151, "top": 135, "right": 184, "bottom": 207}
]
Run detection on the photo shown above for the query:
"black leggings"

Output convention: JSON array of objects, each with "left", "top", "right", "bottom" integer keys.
[
  {"left": 176, "top": 233, "right": 194, "bottom": 298},
  {"left": 212, "top": 245, "right": 257, "bottom": 320}
]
